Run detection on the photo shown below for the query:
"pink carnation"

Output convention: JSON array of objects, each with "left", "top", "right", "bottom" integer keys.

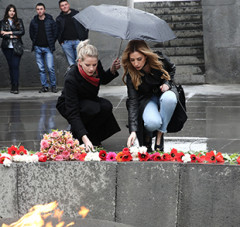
[
  {"left": 62, "top": 150, "right": 70, "bottom": 159},
  {"left": 41, "top": 139, "right": 50, "bottom": 149},
  {"left": 106, "top": 152, "right": 117, "bottom": 161},
  {"left": 67, "top": 139, "right": 74, "bottom": 147},
  {"left": 50, "top": 131, "right": 60, "bottom": 138},
  {"left": 55, "top": 155, "right": 64, "bottom": 161}
]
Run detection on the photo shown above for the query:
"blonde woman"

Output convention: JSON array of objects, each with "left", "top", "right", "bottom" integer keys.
[
  {"left": 122, "top": 40, "right": 177, "bottom": 152},
  {"left": 57, "top": 39, "right": 121, "bottom": 151}
]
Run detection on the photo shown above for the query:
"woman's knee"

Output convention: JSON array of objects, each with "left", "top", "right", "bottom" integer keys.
[
  {"left": 99, "top": 98, "right": 113, "bottom": 113},
  {"left": 144, "top": 117, "right": 162, "bottom": 132},
  {"left": 160, "top": 91, "right": 177, "bottom": 105}
]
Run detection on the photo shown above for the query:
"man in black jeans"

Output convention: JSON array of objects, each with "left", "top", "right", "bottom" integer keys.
[
  {"left": 56, "top": 0, "right": 88, "bottom": 66},
  {"left": 29, "top": 2, "right": 58, "bottom": 93}
]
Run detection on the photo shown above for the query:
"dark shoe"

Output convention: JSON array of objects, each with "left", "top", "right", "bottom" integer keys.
[
  {"left": 13, "top": 90, "right": 19, "bottom": 94},
  {"left": 143, "top": 135, "right": 153, "bottom": 153},
  {"left": 51, "top": 86, "right": 58, "bottom": 93},
  {"left": 10, "top": 85, "right": 14, "bottom": 93},
  {"left": 155, "top": 134, "right": 164, "bottom": 151},
  {"left": 39, "top": 87, "right": 49, "bottom": 93}
]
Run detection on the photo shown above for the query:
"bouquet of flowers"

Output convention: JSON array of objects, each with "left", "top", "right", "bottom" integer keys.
[{"left": 40, "top": 130, "right": 86, "bottom": 161}]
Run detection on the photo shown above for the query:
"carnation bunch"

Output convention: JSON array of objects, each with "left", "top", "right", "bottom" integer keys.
[{"left": 40, "top": 130, "right": 86, "bottom": 161}]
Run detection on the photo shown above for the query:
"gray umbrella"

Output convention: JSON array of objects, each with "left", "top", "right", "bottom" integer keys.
[{"left": 74, "top": 4, "right": 176, "bottom": 43}]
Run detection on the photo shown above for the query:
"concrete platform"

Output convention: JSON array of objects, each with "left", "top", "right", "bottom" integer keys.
[{"left": 0, "top": 84, "right": 240, "bottom": 153}]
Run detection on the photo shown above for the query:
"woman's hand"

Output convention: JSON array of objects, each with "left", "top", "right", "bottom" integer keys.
[
  {"left": 127, "top": 131, "right": 137, "bottom": 148},
  {"left": 82, "top": 135, "right": 94, "bottom": 152},
  {"left": 160, "top": 84, "right": 170, "bottom": 93},
  {"left": 110, "top": 58, "right": 121, "bottom": 75}
]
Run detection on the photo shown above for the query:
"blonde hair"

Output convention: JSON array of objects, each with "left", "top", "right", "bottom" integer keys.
[
  {"left": 122, "top": 40, "right": 170, "bottom": 90},
  {"left": 76, "top": 39, "right": 98, "bottom": 61}
]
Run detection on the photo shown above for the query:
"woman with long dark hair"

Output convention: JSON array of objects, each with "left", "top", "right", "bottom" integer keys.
[
  {"left": 122, "top": 40, "right": 177, "bottom": 152},
  {"left": 0, "top": 4, "right": 25, "bottom": 94}
]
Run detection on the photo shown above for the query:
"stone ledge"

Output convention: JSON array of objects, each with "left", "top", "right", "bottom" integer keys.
[{"left": 1, "top": 162, "right": 240, "bottom": 227}]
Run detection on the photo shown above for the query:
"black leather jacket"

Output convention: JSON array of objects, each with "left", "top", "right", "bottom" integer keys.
[
  {"left": 0, "top": 18, "right": 25, "bottom": 49},
  {"left": 126, "top": 52, "right": 176, "bottom": 145}
]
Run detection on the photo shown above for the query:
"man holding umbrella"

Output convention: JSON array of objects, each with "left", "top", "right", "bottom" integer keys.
[{"left": 56, "top": 0, "right": 88, "bottom": 66}]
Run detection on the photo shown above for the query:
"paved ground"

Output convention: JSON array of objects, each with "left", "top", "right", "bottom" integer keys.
[{"left": 0, "top": 84, "right": 240, "bottom": 153}]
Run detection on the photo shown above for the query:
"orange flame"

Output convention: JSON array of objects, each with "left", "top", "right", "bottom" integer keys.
[
  {"left": 2, "top": 201, "right": 89, "bottom": 227},
  {"left": 78, "top": 206, "right": 89, "bottom": 219}
]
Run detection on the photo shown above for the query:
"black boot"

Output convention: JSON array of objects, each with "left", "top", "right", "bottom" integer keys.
[{"left": 155, "top": 134, "right": 164, "bottom": 151}]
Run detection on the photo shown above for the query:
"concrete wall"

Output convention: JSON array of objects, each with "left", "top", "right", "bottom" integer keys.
[
  {"left": 0, "top": 0, "right": 128, "bottom": 89},
  {"left": 202, "top": 0, "right": 240, "bottom": 83},
  {"left": 1, "top": 162, "right": 240, "bottom": 227}
]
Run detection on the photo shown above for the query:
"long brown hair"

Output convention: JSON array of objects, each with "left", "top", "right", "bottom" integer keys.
[
  {"left": 3, "top": 4, "right": 20, "bottom": 29},
  {"left": 122, "top": 40, "right": 170, "bottom": 90}
]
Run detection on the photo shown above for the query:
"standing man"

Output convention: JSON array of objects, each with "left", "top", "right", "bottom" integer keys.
[
  {"left": 29, "top": 3, "right": 58, "bottom": 93},
  {"left": 56, "top": 0, "right": 88, "bottom": 66}
]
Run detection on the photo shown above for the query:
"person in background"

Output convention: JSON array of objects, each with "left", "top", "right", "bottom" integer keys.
[
  {"left": 122, "top": 40, "right": 177, "bottom": 152},
  {"left": 56, "top": 40, "right": 121, "bottom": 151},
  {"left": 29, "top": 2, "right": 58, "bottom": 93},
  {"left": 0, "top": 4, "right": 25, "bottom": 94},
  {"left": 56, "top": 0, "right": 88, "bottom": 66}
]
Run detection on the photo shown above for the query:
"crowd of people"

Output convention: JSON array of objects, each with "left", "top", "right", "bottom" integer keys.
[{"left": 0, "top": 1, "right": 181, "bottom": 151}]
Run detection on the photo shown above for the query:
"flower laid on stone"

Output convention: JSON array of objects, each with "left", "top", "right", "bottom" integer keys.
[
  {"left": 0, "top": 145, "right": 39, "bottom": 167},
  {"left": 40, "top": 130, "right": 86, "bottom": 161},
  {"left": 2, "top": 131, "right": 240, "bottom": 167}
]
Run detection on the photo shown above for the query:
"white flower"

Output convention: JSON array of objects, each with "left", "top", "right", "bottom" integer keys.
[
  {"left": 2, "top": 154, "right": 12, "bottom": 160},
  {"left": 31, "top": 155, "right": 39, "bottom": 162},
  {"left": 182, "top": 153, "right": 191, "bottom": 163},
  {"left": 138, "top": 146, "right": 148, "bottom": 154},
  {"left": 85, "top": 152, "right": 100, "bottom": 161},
  {"left": 3, "top": 158, "right": 12, "bottom": 167}
]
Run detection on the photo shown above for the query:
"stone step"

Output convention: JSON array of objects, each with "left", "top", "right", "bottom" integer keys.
[
  {"left": 174, "top": 30, "right": 203, "bottom": 38},
  {"left": 169, "top": 22, "right": 202, "bottom": 30},
  {"left": 159, "top": 14, "right": 202, "bottom": 23},
  {"left": 152, "top": 46, "right": 204, "bottom": 56},
  {"left": 170, "top": 56, "right": 204, "bottom": 65},
  {"left": 175, "top": 73, "right": 205, "bottom": 84},
  {"left": 145, "top": 6, "right": 202, "bottom": 15},
  {"left": 167, "top": 37, "right": 203, "bottom": 47},
  {"left": 135, "top": 1, "right": 201, "bottom": 9},
  {"left": 176, "top": 65, "right": 205, "bottom": 75}
]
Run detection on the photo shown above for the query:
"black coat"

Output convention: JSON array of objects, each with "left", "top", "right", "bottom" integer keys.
[
  {"left": 0, "top": 18, "right": 25, "bottom": 49},
  {"left": 56, "top": 61, "right": 120, "bottom": 144},
  {"left": 126, "top": 52, "right": 176, "bottom": 145},
  {"left": 29, "top": 14, "right": 57, "bottom": 52},
  {"left": 56, "top": 9, "right": 88, "bottom": 44}
]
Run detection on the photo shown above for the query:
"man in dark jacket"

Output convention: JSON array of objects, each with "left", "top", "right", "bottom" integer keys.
[
  {"left": 56, "top": 0, "right": 88, "bottom": 66},
  {"left": 29, "top": 3, "right": 58, "bottom": 93}
]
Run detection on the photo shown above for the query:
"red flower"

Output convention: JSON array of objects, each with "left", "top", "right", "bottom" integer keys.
[
  {"left": 153, "top": 153, "right": 162, "bottom": 161},
  {"left": 99, "top": 150, "right": 107, "bottom": 161},
  {"left": 196, "top": 154, "right": 205, "bottom": 163},
  {"left": 205, "top": 150, "right": 216, "bottom": 163},
  {"left": 162, "top": 153, "right": 171, "bottom": 161},
  {"left": 39, "top": 155, "right": 47, "bottom": 162},
  {"left": 237, "top": 156, "right": 240, "bottom": 164},
  {"left": 78, "top": 153, "right": 87, "bottom": 161},
  {"left": 8, "top": 145, "right": 18, "bottom": 156},
  {"left": 170, "top": 148, "right": 178, "bottom": 161},
  {"left": 216, "top": 152, "right": 224, "bottom": 163},
  {"left": 122, "top": 151, "right": 132, "bottom": 162},
  {"left": 176, "top": 152, "right": 185, "bottom": 162},
  {"left": 190, "top": 154, "right": 197, "bottom": 163},
  {"left": 0, "top": 156, "right": 10, "bottom": 164},
  {"left": 138, "top": 152, "right": 150, "bottom": 161},
  {"left": 17, "top": 146, "right": 27, "bottom": 155},
  {"left": 122, "top": 147, "right": 130, "bottom": 153}
]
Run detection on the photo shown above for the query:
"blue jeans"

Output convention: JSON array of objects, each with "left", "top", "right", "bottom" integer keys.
[
  {"left": 34, "top": 46, "right": 56, "bottom": 88},
  {"left": 2, "top": 48, "right": 21, "bottom": 87},
  {"left": 61, "top": 40, "right": 80, "bottom": 66},
  {"left": 142, "top": 91, "right": 177, "bottom": 134}
]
